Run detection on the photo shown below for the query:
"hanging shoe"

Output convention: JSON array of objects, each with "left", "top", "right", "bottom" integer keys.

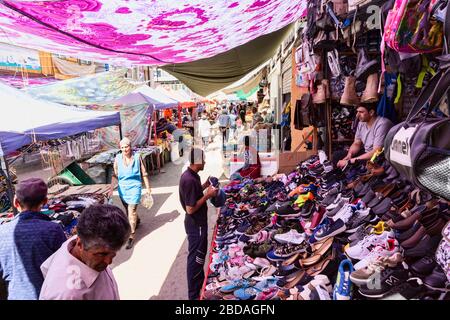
[
  {"left": 355, "top": 48, "right": 378, "bottom": 81},
  {"left": 340, "top": 76, "right": 360, "bottom": 106},
  {"left": 361, "top": 73, "right": 379, "bottom": 103}
]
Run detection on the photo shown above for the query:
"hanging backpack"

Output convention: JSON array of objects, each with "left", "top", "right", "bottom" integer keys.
[
  {"left": 384, "top": 67, "right": 450, "bottom": 200},
  {"left": 383, "top": 0, "right": 444, "bottom": 54}
]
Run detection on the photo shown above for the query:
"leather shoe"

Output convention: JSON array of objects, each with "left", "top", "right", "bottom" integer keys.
[
  {"left": 410, "top": 255, "right": 437, "bottom": 276},
  {"left": 400, "top": 225, "right": 427, "bottom": 248},
  {"left": 423, "top": 265, "right": 449, "bottom": 290}
]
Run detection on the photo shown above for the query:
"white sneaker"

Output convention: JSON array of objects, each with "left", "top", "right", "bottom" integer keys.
[
  {"left": 274, "top": 229, "right": 306, "bottom": 245},
  {"left": 326, "top": 198, "right": 351, "bottom": 216},
  {"left": 353, "top": 239, "right": 400, "bottom": 270},
  {"left": 345, "top": 230, "right": 396, "bottom": 260},
  {"left": 332, "top": 204, "right": 355, "bottom": 223}
]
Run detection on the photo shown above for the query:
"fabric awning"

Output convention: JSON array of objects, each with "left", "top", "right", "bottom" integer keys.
[
  {"left": 0, "top": 1, "right": 307, "bottom": 66},
  {"left": 104, "top": 85, "right": 179, "bottom": 110},
  {"left": 155, "top": 86, "right": 196, "bottom": 108},
  {"left": 0, "top": 82, "right": 120, "bottom": 156},
  {"left": 222, "top": 62, "right": 268, "bottom": 95},
  {"left": 23, "top": 70, "right": 138, "bottom": 106},
  {"left": 161, "top": 24, "right": 292, "bottom": 96}
]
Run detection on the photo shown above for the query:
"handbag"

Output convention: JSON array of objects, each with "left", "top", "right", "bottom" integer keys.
[{"left": 384, "top": 67, "right": 450, "bottom": 200}]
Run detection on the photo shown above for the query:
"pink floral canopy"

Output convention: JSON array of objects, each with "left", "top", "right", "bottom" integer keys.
[{"left": 0, "top": 0, "right": 307, "bottom": 66}]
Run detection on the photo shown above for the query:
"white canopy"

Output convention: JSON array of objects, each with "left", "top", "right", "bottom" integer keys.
[{"left": 0, "top": 81, "right": 121, "bottom": 156}]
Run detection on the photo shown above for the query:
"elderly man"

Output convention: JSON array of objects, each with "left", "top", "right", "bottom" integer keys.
[
  {"left": 39, "top": 204, "right": 130, "bottom": 300},
  {"left": 0, "top": 178, "right": 66, "bottom": 300}
]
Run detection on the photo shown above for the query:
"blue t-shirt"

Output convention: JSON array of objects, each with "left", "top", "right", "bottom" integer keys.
[{"left": 0, "top": 211, "right": 66, "bottom": 300}]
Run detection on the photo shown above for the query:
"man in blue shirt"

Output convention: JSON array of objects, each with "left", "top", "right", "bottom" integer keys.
[
  {"left": 0, "top": 178, "right": 66, "bottom": 300},
  {"left": 217, "top": 109, "right": 231, "bottom": 151}
]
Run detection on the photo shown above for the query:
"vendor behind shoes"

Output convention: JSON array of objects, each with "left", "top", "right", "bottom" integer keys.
[
  {"left": 39, "top": 204, "right": 130, "bottom": 300},
  {"left": 337, "top": 104, "right": 393, "bottom": 168},
  {"left": 0, "top": 178, "right": 66, "bottom": 300}
]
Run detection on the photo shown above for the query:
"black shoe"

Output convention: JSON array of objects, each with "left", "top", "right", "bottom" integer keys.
[
  {"left": 125, "top": 238, "right": 134, "bottom": 250},
  {"left": 358, "top": 266, "right": 409, "bottom": 299},
  {"left": 423, "top": 265, "right": 449, "bottom": 291},
  {"left": 410, "top": 255, "right": 436, "bottom": 276},
  {"left": 404, "top": 234, "right": 442, "bottom": 258}
]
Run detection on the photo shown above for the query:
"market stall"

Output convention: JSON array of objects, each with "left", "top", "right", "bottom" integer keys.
[{"left": 0, "top": 81, "right": 121, "bottom": 214}]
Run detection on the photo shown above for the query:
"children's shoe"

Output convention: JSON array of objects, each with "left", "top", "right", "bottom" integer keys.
[{"left": 333, "top": 259, "right": 354, "bottom": 300}]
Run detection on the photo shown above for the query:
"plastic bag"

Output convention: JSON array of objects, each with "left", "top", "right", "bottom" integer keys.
[{"left": 140, "top": 193, "right": 154, "bottom": 209}]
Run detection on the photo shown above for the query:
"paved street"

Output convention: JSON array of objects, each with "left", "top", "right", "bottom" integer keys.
[{"left": 14, "top": 134, "right": 228, "bottom": 299}]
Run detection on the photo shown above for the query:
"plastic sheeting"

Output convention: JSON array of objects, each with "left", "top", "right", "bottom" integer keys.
[{"left": 0, "top": 82, "right": 120, "bottom": 156}]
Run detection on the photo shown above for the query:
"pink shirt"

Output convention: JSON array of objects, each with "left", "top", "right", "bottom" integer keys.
[{"left": 39, "top": 236, "right": 120, "bottom": 300}]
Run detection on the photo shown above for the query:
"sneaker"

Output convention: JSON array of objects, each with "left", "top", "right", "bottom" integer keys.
[
  {"left": 332, "top": 204, "right": 355, "bottom": 223},
  {"left": 350, "top": 252, "right": 403, "bottom": 286},
  {"left": 345, "top": 208, "right": 372, "bottom": 233},
  {"left": 333, "top": 259, "right": 354, "bottom": 300},
  {"left": 269, "top": 243, "right": 308, "bottom": 260},
  {"left": 353, "top": 239, "right": 400, "bottom": 270},
  {"left": 274, "top": 229, "right": 306, "bottom": 245},
  {"left": 348, "top": 221, "right": 389, "bottom": 244},
  {"left": 314, "top": 219, "right": 347, "bottom": 241},
  {"left": 345, "top": 230, "right": 396, "bottom": 260},
  {"left": 326, "top": 199, "right": 351, "bottom": 217},
  {"left": 358, "top": 265, "right": 409, "bottom": 299}
]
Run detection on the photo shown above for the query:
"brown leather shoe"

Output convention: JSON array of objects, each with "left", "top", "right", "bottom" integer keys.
[
  {"left": 391, "top": 212, "right": 421, "bottom": 230},
  {"left": 400, "top": 225, "right": 427, "bottom": 248},
  {"left": 419, "top": 207, "right": 440, "bottom": 226},
  {"left": 424, "top": 218, "right": 446, "bottom": 236}
]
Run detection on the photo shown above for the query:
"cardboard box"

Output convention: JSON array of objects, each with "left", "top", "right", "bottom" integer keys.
[{"left": 277, "top": 151, "right": 317, "bottom": 174}]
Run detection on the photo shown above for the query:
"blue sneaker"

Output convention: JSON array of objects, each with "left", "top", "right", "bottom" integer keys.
[{"left": 333, "top": 259, "right": 354, "bottom": 300}]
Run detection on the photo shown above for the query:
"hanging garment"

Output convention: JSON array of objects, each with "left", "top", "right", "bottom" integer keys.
[{"left": 377, "top": 73, "right": 398, "bottom": 124}]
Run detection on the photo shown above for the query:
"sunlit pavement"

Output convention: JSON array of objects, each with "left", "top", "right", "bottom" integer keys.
[{"left": 111, "top": 134, "right": 227, "bottom": 300}]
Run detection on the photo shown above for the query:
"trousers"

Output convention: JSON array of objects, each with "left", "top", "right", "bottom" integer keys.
[{"left": 184, "top": 217, "right": 208, "bottom": 300}]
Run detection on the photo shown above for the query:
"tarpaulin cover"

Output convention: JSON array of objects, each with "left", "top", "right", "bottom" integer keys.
[
  {"left": 0, "top": 81, "right": 120, "bottom": 156},
  {"left": 155, "top": 86, "right": 196, "bottom": 108},
  {"left": 104, "top": 85, "right": 178, "bottom": 110},
  {"left": 0, "top": 0, "right": 307, "bottom": 66},
  {"left": 162, "top": 25, "right": 292, "bottom": 96},
  {"left": 86, "top": 103, "right": 151, "bottom": 149},
  {"left": 23, "top": 70, "right": 138, "bottom": 106}
]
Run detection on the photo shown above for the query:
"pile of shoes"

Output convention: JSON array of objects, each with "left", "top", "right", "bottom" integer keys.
[
  {"left": 331, "top": 106, "right": 355, "bottom": 141},
  {"left": 202, "top": 152, "right": 450, "bottom": 300},
  {"left": 41, "top": 193, "right": 108, "bottom": 237}
]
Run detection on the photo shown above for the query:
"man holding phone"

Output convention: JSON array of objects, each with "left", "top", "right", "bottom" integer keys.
[{"left": 179, "top": 148, "right": 218, "bottom": 300}]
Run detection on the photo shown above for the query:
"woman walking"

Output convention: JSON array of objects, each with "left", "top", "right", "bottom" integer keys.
[{"left": 113, "top": 138, "right": 151, "bottom": 249}]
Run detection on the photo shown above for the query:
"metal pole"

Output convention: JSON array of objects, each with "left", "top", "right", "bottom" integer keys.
[
  {"left": 1, "top": 156, "right": 18, "bottom": 215},
  {"left": 118, "top": 124, "right": 123, "bottom": 140}
]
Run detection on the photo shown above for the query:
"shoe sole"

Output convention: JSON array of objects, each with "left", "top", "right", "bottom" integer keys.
[
  {"left": 349, "top": 274, "right": 371, "bottom": 286},
  {"left": 423, "top": 283, "right": 450, "bottom": 292},
  {"left": 357, "top": 286, "right": 398, "bottom": 299}
]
